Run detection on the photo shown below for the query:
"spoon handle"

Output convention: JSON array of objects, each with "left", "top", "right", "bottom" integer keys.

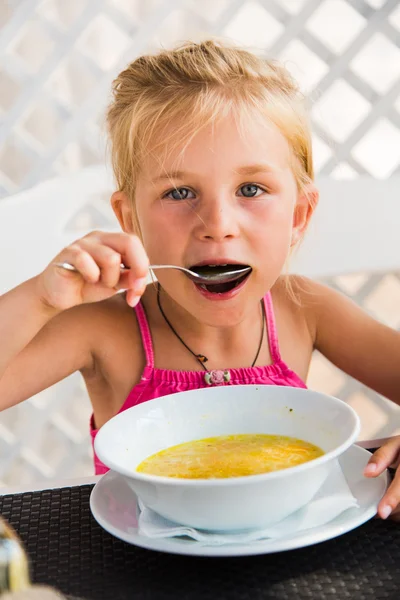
[
  {"left": 53, "top": 262, "right": 188, "bottom": 275},
  {"left": 54, "top": 262, "right": 128, "bottom": 272},
  {"left": 149, "top": 265, "right": 189, "bottom": 274}
]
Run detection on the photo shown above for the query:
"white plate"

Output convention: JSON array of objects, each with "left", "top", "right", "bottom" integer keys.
[{"left": 89, "top": 445, "right": 389, "bottom": 557}]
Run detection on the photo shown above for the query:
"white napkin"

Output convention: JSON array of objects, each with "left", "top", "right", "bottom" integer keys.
[{"left": 137, "top": 460, "right": 359, "bottom": 545}]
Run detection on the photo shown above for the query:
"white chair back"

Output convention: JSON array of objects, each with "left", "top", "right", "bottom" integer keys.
[
  {"left": 0, "top": 166, "right": 117, "bottom": 293},
  {"left": 292, "top": 176, "right": 400, "bottom": 277}
]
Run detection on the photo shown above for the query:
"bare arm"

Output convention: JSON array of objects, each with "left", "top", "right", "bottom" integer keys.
[
  {"left": 0, "top": 277, "right": 60, "bottom": 378},
  {"left": 301, "top": 278, "right": 400, "bottom": 404},
  {"left": 299, "top": 278, "right": 400, "bottom": 520},
  {"left": 0, "top": 304, "right": 95, "bottom": 411},
  {"left": 0, "top": 231, "right": 149, "bottom": 411}
]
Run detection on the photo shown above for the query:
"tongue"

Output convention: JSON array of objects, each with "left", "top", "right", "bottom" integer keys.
[
  {"left": 203, "top": 281, "right": 236, "bottom": 294},
  {"left": 199, "top": 276, "right": 246, "bottom": 293}
]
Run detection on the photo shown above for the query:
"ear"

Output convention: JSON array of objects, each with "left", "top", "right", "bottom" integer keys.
[
  {"left": 291, "top": 183, "right": 319, "bottom": 247},
  {"left": 111, "top": 191, "right": 135, "bottom": 233}
]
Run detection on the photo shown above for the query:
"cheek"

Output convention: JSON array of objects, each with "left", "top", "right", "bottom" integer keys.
[
  {"left": 251, "top": 200, "right": 294, "bottom": 268},
  {"left": 252, "top": 197, "right": 294, "bottom": 242},
  {"left": 138, "top": 208, "right": 186, "bottom": 260}
]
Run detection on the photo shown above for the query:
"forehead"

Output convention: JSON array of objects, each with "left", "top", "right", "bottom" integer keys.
[{"left": 140, "top": 111, "right": 292, "bottom": 181}]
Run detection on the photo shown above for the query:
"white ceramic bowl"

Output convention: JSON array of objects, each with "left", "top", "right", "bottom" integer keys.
[{"left": 94, "top": 385, "right": 360, "bottom": 532}]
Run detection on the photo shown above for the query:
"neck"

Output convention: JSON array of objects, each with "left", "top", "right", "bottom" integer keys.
[{"left": 142, "top": 284, "right": 267, "bottom": 370}]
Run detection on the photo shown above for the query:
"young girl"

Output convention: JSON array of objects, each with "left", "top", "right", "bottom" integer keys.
[{"left": 0, "top": 40, "right": 399, "bottom": 521}]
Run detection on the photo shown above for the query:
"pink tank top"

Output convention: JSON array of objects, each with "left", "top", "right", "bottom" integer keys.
[{"left": 90, "top": 292, "right": 306, "bottom": 474}]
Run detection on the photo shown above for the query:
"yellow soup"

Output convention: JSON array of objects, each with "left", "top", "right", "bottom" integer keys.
[{"left": 136, "top": 434, "right": 324, "bottom": 479}]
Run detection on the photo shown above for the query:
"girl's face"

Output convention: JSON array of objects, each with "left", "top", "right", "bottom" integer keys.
[{"left": 122, "top": 113, "right": 314, "bottom": 325}]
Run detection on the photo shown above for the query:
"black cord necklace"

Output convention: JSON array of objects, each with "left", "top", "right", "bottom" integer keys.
[{"left": 156, "top": 283, "right": 265, "bottom": 385}]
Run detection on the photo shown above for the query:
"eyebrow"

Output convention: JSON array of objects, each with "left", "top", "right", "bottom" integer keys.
[
  {"left": 233, "top": 163, "right": 276, "bottom": 176},
  {"left": 151, "top": 163, "right": 276, "bottom": 183},
  {"left": 152, "top": 170, "right": 192, "bottom": 183}
]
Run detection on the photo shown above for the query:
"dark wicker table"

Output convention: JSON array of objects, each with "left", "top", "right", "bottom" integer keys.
[{"left": 0, "top": 480, "right": 400, "bottom": 600}]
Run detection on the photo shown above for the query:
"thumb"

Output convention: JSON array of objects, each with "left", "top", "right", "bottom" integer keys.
[{"left": 364, "top": 438, "right": 400, "bottom": 477}]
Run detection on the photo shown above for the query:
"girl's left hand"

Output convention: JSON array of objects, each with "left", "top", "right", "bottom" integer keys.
[{"left": 364, "top": 435, "right": 400, "bottom": 521}]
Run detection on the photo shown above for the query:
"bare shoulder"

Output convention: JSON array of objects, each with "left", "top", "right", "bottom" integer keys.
[
  {"left": 43, "top": 292, "right": 142, "bottom": 375},
  {"left": 72, "top": 292, "right": 135, "bottom": 330},
  {"left": 283, "top": 276, "right": 368, "bottom": 348},
  {"left": 79, "top": 293, "right": 146, "bottom": 425},
  {"left": 282, "top": 276, "right": 400, "bottom": 403},
  {"left": 269, "top": 276, "right": 320, "bottom": 378},
  {"left": 72, "top": 293, "right": 142, "bottom": 364}
]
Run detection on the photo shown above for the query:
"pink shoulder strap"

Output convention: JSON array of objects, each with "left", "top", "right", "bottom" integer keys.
[
  {"left": 263, "top": 292, "right": 281, "bottom": 363},
  {"left": 134, "top": 302, "right": 155, "bottom": 367}
]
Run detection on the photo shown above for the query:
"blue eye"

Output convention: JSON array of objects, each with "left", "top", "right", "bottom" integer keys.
[
  {"left": 238, "top": 184, "right": 265, "bottom": 198},
  {"left": 165, "top": 187, "right": 195, "bottom": 201}
]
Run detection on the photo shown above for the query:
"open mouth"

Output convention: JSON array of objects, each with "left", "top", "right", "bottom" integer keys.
[{"left": 190, "top": 264, "right": 252, "bottom": 294}]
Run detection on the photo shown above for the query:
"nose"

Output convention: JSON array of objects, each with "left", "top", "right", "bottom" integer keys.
[{"left": 195, "top": 197, "right": 241, "bottom": 242}]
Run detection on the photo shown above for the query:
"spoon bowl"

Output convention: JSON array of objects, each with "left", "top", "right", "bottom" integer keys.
[
  {"left": 150, "top": 264, "right": 252, "bottom": 284},
  {"left": 54, "top": 262, "right": 252, "bottom": 285}
]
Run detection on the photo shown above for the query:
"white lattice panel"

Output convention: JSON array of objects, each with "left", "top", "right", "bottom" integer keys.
[{"left": 1, "top": 0, "right": 400, "bottom": 484}]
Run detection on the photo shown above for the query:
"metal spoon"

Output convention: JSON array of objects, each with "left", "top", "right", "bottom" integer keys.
[{"left": 54, "top": 262, "right": 252, "bottom": 285}]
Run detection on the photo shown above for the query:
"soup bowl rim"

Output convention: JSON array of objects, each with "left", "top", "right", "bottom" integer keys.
[{"left": 94, "top": 386, "right": 360, "bottom": 486}]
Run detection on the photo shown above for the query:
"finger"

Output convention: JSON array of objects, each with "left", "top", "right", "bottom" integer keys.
[
  {"left": 114, "top": 272, "right": 148, "bottom": 292},
  {"left": 364, "top": 438, "right": 400, "bottom": 477},
  {"left": 126, "top": 288, "right": 141, "bottom": 308},
  {"left": 122, "top": 276, "right": 147, "bottom": 307},
  {"left": 377, "top": 468, "right": 400, "bottom": 519},
  {"left": 94, "top": 233, "right": 149, "bottom": 283},
  {"left": 55, "top": 248, "right": 100, "bottom": 284},
  {"left": 79, "top": 240, "right": 123, "bottom": 289}
]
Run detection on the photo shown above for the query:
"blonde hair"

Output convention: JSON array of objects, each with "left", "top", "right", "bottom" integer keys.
[{"left": 107, "top": 39, "right": 314, "bottom": 213}]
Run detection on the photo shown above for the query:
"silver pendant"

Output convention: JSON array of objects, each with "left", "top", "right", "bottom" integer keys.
[{"left": 204, "top": 369, "right": 231, "bottom": 385}]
